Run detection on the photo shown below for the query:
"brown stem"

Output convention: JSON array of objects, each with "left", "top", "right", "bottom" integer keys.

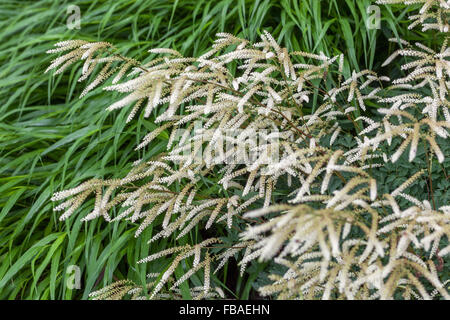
[{"left": 425, "top": 144, "right": 437, "bottom": 210}]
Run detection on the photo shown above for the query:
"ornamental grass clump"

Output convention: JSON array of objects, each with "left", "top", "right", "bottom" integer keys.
[{"left": 46, "top": 0, "right": 450, "bottom": 300}]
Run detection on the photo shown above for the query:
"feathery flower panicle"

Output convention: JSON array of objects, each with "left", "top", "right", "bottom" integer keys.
[{"left": 46, "top": 1, "right": 450, "bottom": 299}]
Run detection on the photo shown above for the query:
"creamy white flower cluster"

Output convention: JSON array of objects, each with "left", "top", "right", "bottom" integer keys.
[{"left": 45, "top": 0, "right": 449, "bottom": 300}]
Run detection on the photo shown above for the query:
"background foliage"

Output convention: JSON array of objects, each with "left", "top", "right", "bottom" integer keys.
[{"left": 0, "top": 0, "right": 446, "bottom": 299}]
